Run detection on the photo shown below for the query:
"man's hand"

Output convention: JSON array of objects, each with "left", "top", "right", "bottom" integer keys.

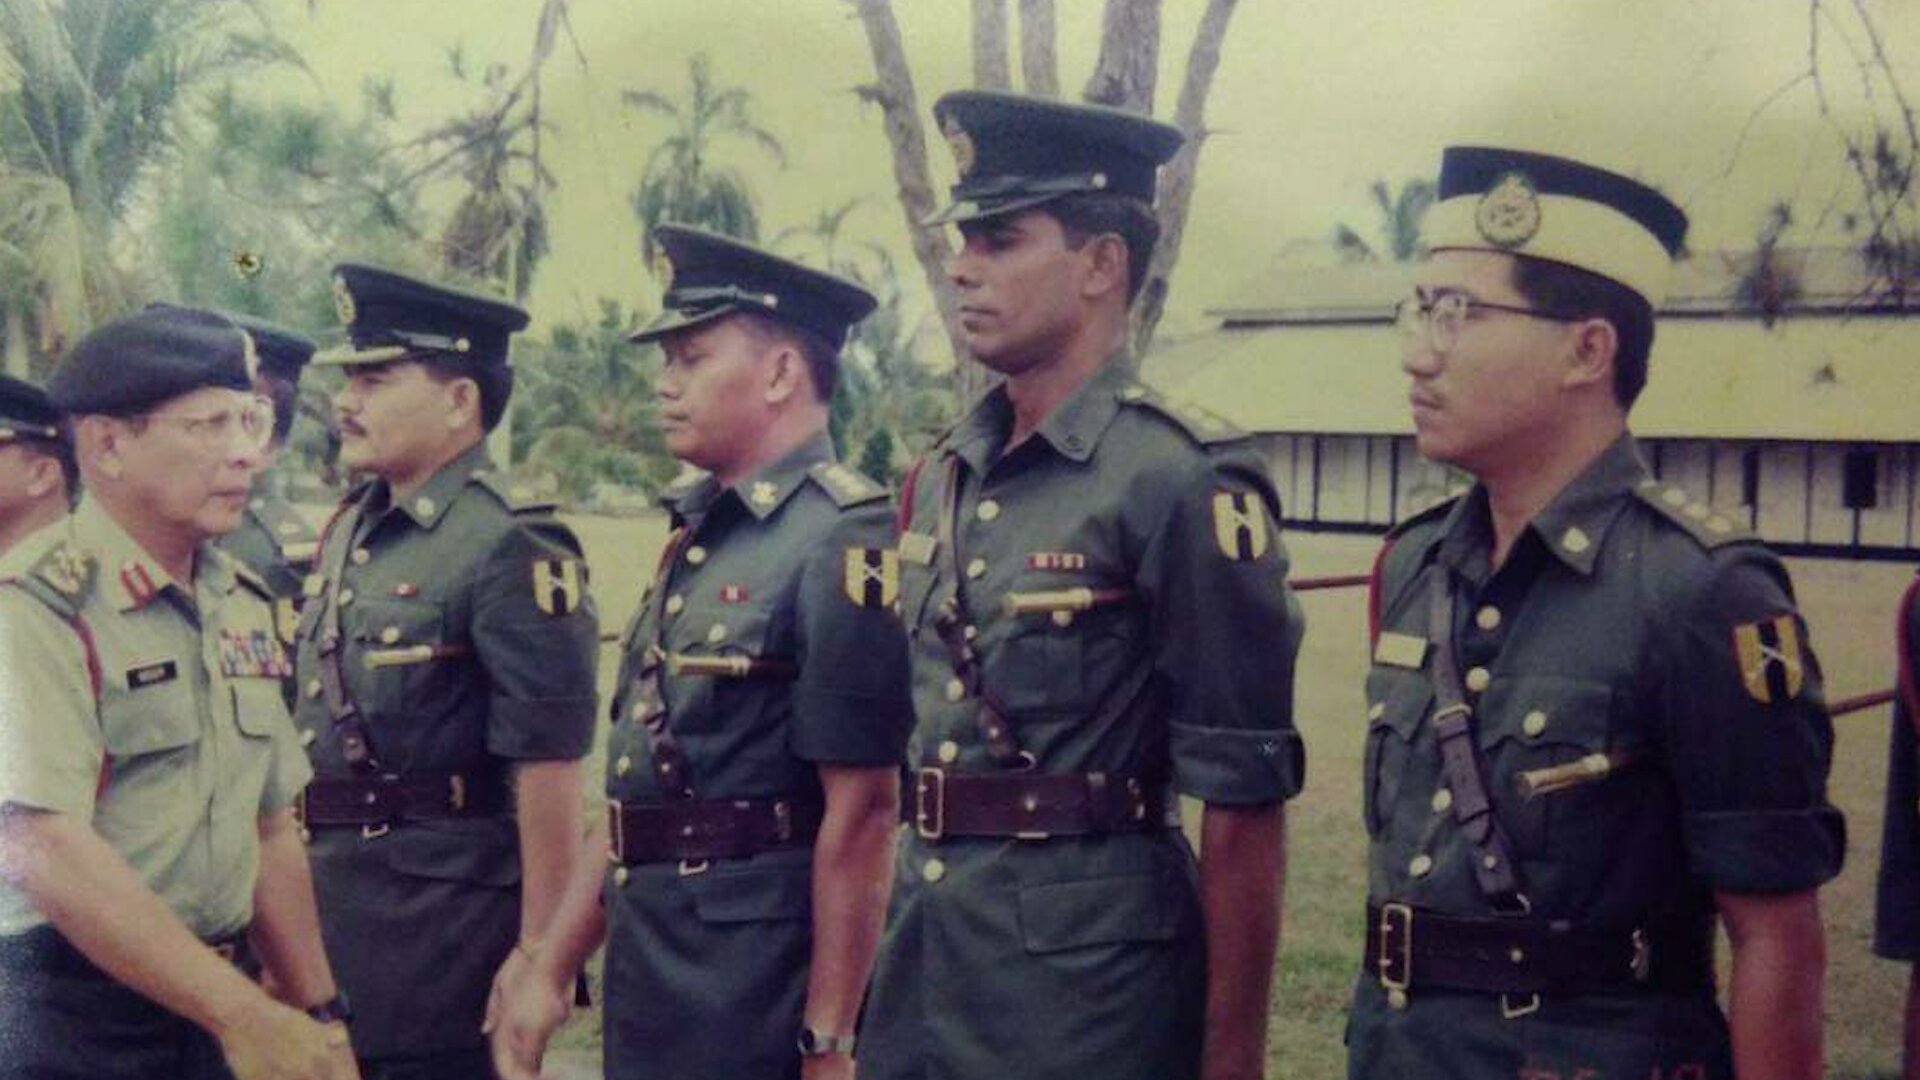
[
  {"left": 215, "top": 998, "right": 358, "bottom": 1080},
  {"left": 484, "top": 945, "right": 572, "bottom": 1080}
]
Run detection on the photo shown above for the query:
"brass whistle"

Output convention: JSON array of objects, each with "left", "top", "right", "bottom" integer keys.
[
  {"left": 667, "top": 654, "right": 797, "bottom": 679},
  {"left": 1002, "top": 586, "right": 1132, "bottom": 615},
  {"left": 1517, "top": 750, "right": 1636, "bottom": 799},
  {"left": 361, "top": 643, "right": 472, "bottom": 669}
]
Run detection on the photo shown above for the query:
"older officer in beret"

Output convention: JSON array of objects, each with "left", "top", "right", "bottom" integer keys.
[
  {"left": 1352, "top": 147, "right": 1844, "bottom": 1080},
  {"left": 858, "top": 91, "right": 1306, "bottom": 1080},
  {"left": 487, "top": 226, "right": 913, "bottom": 1080},
  {"left": 291, "top": 265, "right": 599, "bottom": 1080},
  {"left": 0, "top": 373, "right": 75, "bottom": 556},
  {"left": 0, "top": 306, "right": 357, "bottom": 1080}
]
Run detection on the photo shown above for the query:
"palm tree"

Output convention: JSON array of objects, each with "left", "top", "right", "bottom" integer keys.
[
  {"left": 624, "top": 54, "right": 786, "bottom": 269},
  {"left": 1333, "top": 178, "right": 1436, "bottom": 263}
]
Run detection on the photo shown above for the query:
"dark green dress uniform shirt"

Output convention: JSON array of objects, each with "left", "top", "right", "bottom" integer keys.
[
  {"left": 859, "top": 356, "right": 1307, "bottom": 1080},
  {"left": 1349, "top": 435, "right": 1845, "bottom": 1080},
  {"left": 291, "top": 443, "right": 599, "bottom": 1061},
  {"left": 601, "top": 433, "right": 912, "bottom": 1080},
  {"left": 1875, "top": 575, "right": 1920, "bottom": 961}
]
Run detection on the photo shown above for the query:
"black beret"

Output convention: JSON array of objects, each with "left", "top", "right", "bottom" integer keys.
[
  {"left": 629, "top": 226, "right": 878, "bottom": 349},
  {"left": 927, "top": 90, "right": 1184, "bottom": 226},
  {"left": 313, "top": 263, "right": 529, "bottom": 370},
  {"left": 145, "top": 304, "right": 316, "bottom": 382},
  {"left": 48, "top": 307, "right": 257, "bottom": 416},
  {"left": 0, "top": 374, "right": 61, "bottom": 443}
]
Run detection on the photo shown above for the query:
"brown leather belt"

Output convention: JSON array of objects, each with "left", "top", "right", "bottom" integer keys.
[
  {"left": 300, "top": 772, "right": 507, "bottom": 830},
  {"left": 607, "top": 797, "right": 823, "bottom": 865},
  {"left": 1365, "top": 901, "right": 1714, "bottom": 1003},
  {"left": 907, "top": 768, "right": 1176, "bottom": 841}
]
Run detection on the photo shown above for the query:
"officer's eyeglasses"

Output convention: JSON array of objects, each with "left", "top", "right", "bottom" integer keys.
[
  {"left": 1393, "top": 293, "right": 1581, "bottom": 354},
  {"left": 139, "top": 395, "right": 275, "bottom": 453}
]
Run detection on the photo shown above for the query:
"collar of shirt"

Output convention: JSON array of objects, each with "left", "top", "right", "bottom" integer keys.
[
  {"left": 70, "top": 496, "right": 235, "bottom": 612},
  {"left": 728, "top": 430, "right": 836, "bottom": 521},
  {"left": 947, "top": 352, "right": 1137, "bottom": 474},
  {"left": 1430, "top": 433, "right": 1650, "bottom": 581},
  {"left": 360, "top": 441, "right": 493, "bottom": 531}
]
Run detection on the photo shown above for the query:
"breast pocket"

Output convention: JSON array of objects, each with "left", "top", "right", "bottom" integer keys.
[
  {"left": 666, "top": 604, "right": 781, "bottom": 735},
  {"left": 350, "top": 597, "right": 453, "bottom": 713},
  {"left": 1475, "top": 675, "right": 1639, "bottom": 860},
  {"left": 989, "top": 574, "right": 1136, "bottom": 717},
  {"left": 1361, "top": 665, "right": 1434, "bottom": 839}
]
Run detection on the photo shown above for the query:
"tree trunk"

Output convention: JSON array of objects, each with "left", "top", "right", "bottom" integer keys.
[
  {"left": 1017, "top": 0, "right": 1058, "bottom": 97},
  {"left": 971, "top": 0, "right": 1011, "bottom": 90},
  {"left": 1132, "top": 0, "right": 1237, "bottom": 356},
  {"left": 1082, "top": 0, "right": 1160, "bottom": 112},
  {"left": 848, "top": 0, "right": 979, "bottom": 402}
]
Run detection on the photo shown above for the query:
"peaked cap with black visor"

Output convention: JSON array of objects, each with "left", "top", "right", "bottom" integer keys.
[{"left": 628, "top": 225, "right": 877, "bottom": 350}]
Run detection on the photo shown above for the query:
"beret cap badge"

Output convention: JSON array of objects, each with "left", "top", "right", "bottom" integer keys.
[
  {"left": 1475, "top": 171, "right": 1543, "bottom": 248},
  {"left": 332, "top": 274, "right": 357, "bottom": 326}
]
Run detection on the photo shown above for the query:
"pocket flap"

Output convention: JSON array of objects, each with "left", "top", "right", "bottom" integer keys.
[
  {"left": 382, "top": 821, "right": 522, "bottom": 887},
  {"left": 685, "top": 864, "right": 811, "bottom": 924},
  {"left": 1018, "top": 874, "right": 1179, "bottom": 954}
]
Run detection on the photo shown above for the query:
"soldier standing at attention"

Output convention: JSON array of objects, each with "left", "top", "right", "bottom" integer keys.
[
  {"left": 292, "top": 265, "right": 599, "bottom": 1080},
  {"left": 1877, "top": 573, "right": 1920, "bottom": 1080},
  {"left": 0, "top": 373, "right": 76, "bottom": 556},
  {"left": 486, "top": 226, "right": 913, "bottom": 1080},
  {"left": 0, "top": 306, "right": 357, "bottom": 1080},
  {"left": 856, "top": 91, "right": 1307, "bottom": 1080},
  {"left": 1351, "top": 146, "right": 1845, "bottom": 1080},
  {"left": 212, "top": 314, "right": 322, "bottom": 680}
]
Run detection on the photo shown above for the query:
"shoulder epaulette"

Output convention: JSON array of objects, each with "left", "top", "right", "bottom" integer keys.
[
  {"left": 472, "top": 469, "right": 560, "bottom": 514},
  {"left": 15, "top": 541, "right": 97, "bottom": 619},
  {"left": 808, "top": 461, "right": 888, "bottom": 509},
  {"left": 1384, "top": 494, "right": 1458, "bottom": 542},
  {"left": 1114, "top": 382, "right": 1249, "bottom": 446},
  {"left": 1630, "top": 478, "right": 1752, "bottom": 549},
  {"left": 212, "top": 547, "right": 274, "bottom": 602}
]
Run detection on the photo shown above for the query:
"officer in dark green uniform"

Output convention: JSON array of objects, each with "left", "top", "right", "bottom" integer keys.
[
  {"left": 1877, "top": 576, "right": 1920, "bottom": 1080},
  {"left": 0, "top": 306, "right": 356, "bottom": 1080},
  {"left": 1352, "top": 147, "right": 1846, "bottom": 1080},
  {"left": 858, "top": 92, "right": 1306, "bottom": 1080},
  {"left": 213, "top": 314, "right": 321, "bottom": 670},
  {"left": 292, "top": 266, "right": 600, "bottom": 1080},
  {"left": 0, "top": 373, "right": 75, "bottom": 556},
  {"left": 486, "top": 225, "right": 913, "bottom": 1080}
]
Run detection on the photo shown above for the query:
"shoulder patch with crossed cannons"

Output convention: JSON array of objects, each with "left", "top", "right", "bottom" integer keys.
[
  {"left": 1731, "top": 613, "right": 1806, "bottom": 704},
  {"left": 531, "top": 557, "right": 583, "bottom": 616}
]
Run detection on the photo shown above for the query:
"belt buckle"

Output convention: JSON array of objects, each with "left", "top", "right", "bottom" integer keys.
[
  {"left": 447, "top": 774, "right": 467, "bottom": 811},
  {"left": 678, "top": 859, "right": 710, "bottom": 877},
  {"left": 1377, "top": 902, "right": 1413, "bottom": 1009},
  {"left": 1500, "top": 993, "right": 1541, "bottom": 1020},
  {"left": 606, "top": 800, "right": 625, "bottom": 863},
  {"left": 1629, "top": 927, "right": 1651, "bottom": 983},
  {"left": 914, "top": 767, "right": 946, "bottom": 841}
]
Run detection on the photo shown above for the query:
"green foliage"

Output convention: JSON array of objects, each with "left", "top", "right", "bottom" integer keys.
[{"left": 1332, "top": 178, "right": 1435, "bottom": 263}]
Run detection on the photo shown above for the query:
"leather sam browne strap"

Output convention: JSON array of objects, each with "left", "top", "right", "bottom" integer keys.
[
  {"left": 313, "top": 505, "right": 382, "bottom": 770},
  {"left": 1426, "top": 581, "right": 1527, "bottom": 910},
  {"left": 932, "top": 456, "right": 1029, "bottom": 769},
  {"left": 632, "top": 525, "right": 699, "bottom": 799}
]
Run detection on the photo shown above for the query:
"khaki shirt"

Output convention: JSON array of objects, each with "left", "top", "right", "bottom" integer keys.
[{"left": 0, "top": 498, "right": 311, "bottom": 938}]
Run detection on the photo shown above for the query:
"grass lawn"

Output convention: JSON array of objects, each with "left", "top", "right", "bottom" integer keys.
[{"left": 539, "top": 514, "right": 1909, "bottom": 1079}]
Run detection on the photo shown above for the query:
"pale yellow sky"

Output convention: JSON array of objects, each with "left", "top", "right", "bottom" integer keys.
[{"left": 273, "top": 0, "right": 1916, "bottom": 341}]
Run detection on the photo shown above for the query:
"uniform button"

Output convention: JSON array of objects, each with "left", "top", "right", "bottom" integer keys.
[
  {"left": 1409, "top": 854, "right": 1433, "bottom": 878},
  {"left": 962, "top": 625, "right": 978, "bottom": 642},
  {"left": 1051, "top": 611, "right": 1074, "bottom": 628},
  {"left": 976, "top": 500, "right": 1001, "bottom": 522},
  {"left": 965, "top": 558, "right": 987, "bottom": 579},
  {"left": 685, "top": 546, "right": 708, "bottom": 566},
  {"left": 1465, "top": 667, "right": 1491, "bottom": 693},
  {"left": 707, "top": 623, "right": 728, "bottom": 644},
  {"left": 299, "top": 728, "right": 316, "bottom": 748},
  {"left": 1475, "top": 605, "right": 1501, "bottom": 631},
  {"left": 613, "top": 867, "right": 630, "bottom": 887},
  {"left": 937, "top": 740, "right": 960, "bottom": 764},
  {"left": 921, "top": 858, "right": 947, "bottom": 883},
  {"left": 944, "top": 678, "right": 966, "bottom": 702},
  {"left": 1367, "top": 701, "right": 1385, "bottom": 721},
  {"left": 337, "top": 588, "right": 355, "bottom": 607},
  {"left": 615, "top": 754, "right": 632, "bottom": 776},
  {"left": 306, "top": 678, "right": 323, "bottom": 699},
  {"left": 1482, "top": 854, "right": 1500, "bottom": 871},
  {"left": 1560, "top": 527, "right": 1591, "bottom": 555},
  {"left": 1387, "top": 988, "right": 1409, "bottom": 1011},
  {"left": 1522, "top": 710, "right": 1548, "bottom": 737},
  {"left": 892, "top": 600, "right": 904, "bottom": 616},
  {"left": 414, "top": 497, "right": 436, "bottom": 517},
  {"left": 1431, "top": 788, "right": 1452, "bottom": 813},
  {"left": 665, "top": 595, "right": 685, "bottom": 616},
  {"left": 1508, "top": 947, "right": 1526, "bottom": 965},
  {"left": 380, "top": 626, "right": 401, "bottom": 644},
  {"left": 351, "top": 549, "right": 370, "bottom": 566}
]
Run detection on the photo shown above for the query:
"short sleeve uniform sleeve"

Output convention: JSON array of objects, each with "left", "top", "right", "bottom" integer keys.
[
  {"left": 1135, "top": 448, "right": 1306, "bottom": 805},
  {"left": 0, "top": 587, "right": 103, "bottom": 818},
  {"left": 1658, "top": 546, "right": 1845, "bottom": 894},
  {"left": 473, "top": 517, "right": 600, "bottom": 760},
  {"left": 790, "top": 504, "right": 914, "bottom": 766}
]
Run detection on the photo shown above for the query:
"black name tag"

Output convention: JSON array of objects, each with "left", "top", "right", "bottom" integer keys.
[{"left": 126, "top": 660, "right": 179, "bottom": 690}]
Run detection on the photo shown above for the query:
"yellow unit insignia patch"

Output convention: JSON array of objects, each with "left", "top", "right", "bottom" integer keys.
[
  {"left": 1211, "top": 490, "right": 1269, "bottom": 561},
  {"left": 1732, "top": 613, "right": 1806, "bottom": 704},
  {"left": 844, "top": 548, "right": 899, "bottom": 609},
  {"left": 532, "top": 558, "right": 582, "bottom": 616}
]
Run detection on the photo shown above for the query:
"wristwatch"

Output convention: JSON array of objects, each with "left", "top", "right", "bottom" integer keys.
[
  {"left": 796, "top": 1026, "right": 856, "bottom": 1057},
  {"left": 304, "top": 992, "right": 354, "bottom": 1024}
]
